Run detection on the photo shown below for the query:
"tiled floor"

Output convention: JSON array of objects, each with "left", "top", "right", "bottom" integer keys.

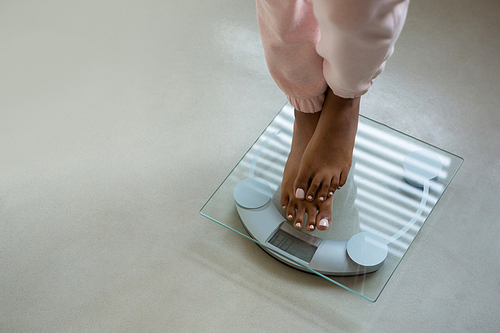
[{"left": 1, "top": 0, "right": 499, "bottom": 331}]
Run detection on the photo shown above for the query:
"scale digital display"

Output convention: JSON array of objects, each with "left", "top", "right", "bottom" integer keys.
[{"left": 267, "top": 228, "right": 318, "bottom": 263}]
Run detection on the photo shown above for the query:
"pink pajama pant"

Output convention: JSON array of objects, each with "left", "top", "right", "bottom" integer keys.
[{"left": 256, "top": 0, "right": 410, "bottom": 113}]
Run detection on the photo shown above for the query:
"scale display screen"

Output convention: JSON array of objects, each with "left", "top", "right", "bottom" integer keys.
[{"left": 267, "top": 228, "right": 318, "bottom": 263}]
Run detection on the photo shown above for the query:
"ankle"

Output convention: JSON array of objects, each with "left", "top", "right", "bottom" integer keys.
[
  {"left": 293, "top": 109, "right": 321, "bottom": 133},
  {"left": 324, "top": 89, "right": 360, "bottom": 113}
]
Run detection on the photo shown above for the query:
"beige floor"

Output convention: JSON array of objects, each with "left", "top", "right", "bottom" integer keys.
[{"left": 1, "top": 0, "right": 499, "bottom": 332}]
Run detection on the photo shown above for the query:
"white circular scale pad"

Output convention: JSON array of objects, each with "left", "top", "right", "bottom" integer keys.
[{"left": 403, "top": 150, "right": 442, "bottom": 187}]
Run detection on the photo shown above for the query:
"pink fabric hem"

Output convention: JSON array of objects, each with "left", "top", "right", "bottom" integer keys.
[
  {"left": 329, "top": 85, "right": 370, "bottom": 100},
  {"left": 287, "top": 93, "right": 325, "bottom": 113}
]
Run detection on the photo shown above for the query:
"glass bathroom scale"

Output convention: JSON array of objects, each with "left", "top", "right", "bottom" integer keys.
[{"left": 200, "top": 103, "right": 463, "bottom": 302}]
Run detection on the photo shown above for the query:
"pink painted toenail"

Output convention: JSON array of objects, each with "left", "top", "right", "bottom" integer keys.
[
  {"left": 295, "top": 222, "right": 301, "bottom": 228},
  {"left": 307, "top": 195, "right": 313, "bottom": 201},
  {"left": 288, "top": 214, "right": 293, "bottom": 219},
  {"left": 295, "top": 188, "right": 305, "bottom": 199},
  {"left": 308, "top": 225, "right": 315, "bottom": 231},
  {"left": 328, "top": 191, "right": 334, "bottom": 197},
  {"left": 319, "top": 196, "right": 324, "bottom": 201},
  {"left": 282, "top": 206, "right": 286, "bottom": 210},
  {"left": 319, "top": 218, "right": 329, "bottom": 228}
]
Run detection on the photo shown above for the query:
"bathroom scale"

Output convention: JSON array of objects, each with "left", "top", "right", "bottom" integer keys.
[{"left": 200, "top": 103, "right": 463, "bottom": 302}]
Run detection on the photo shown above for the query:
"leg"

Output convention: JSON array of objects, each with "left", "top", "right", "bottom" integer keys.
[
  {"left": 312, "top": 0, "right": 410, "bottom": 98},
  {"left": 293, "top": 0, "right": 410, "bottom": 208},
  {"left": 280, "top": 109, "right": 320, "bottom": 227},
  {"left": 257, "top": 0, "right": 331, "bottom": 230},
  {"left": 256, "top": 0, "right": 409, "bottom": 231},
  {"left": 256, "top": 0, "right": 327, "bottom": 113}
]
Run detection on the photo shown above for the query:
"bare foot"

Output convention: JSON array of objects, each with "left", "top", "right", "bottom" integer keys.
[
  {"left": 280, "top": 109, "right": 335, "bottom": 232},
  {"left": 280, "top": 109, "right": 320, "bottom": 228},
  {"left": 293, "top": 88, "right": 359, "bottom": 205}
]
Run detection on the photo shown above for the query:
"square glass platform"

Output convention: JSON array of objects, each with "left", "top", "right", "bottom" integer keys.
[{"left": 200, "top": 103, "right": 463, "bottom": 302}]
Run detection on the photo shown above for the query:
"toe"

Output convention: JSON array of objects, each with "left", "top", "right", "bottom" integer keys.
[
  {"left": 328, "top": 174, "right": 340, "bottom": 194},
  {"left": 280, "top": 194, "right": 288, "bottom": 211},
  {"left": 293, "top": 173, "right": 310, "bottom": 201},
  {"left": 283, "top": 189, "right": 297, "bottom": 219},
  {"left": 295, "top": 187, "right": 306, "bottom": 200},
  {"left": 294, "top": 205, "right": 306, "bottom": 229},
  {"left": 317, "top": 182, "right": 331, "bottom": 202},
  {"left": 316, "top": 200, "right": 333, "bottom": 231},
  {"left": 316, "top": 216, "right": 330, "bottom": 230},
  {"left": 330, "top": 174, "right": 340, "bottom": 190},
  {"left": 339, "top": 170, "right": 349, "bottom": 188},
  {"left": 305, "top": 176, "right": 322, "bottom": 201},
  {"left": 305, "top": 205, "right": 318, "bottom": 232},
  {"left": 286, "top": 203, "right": 296, "bottom": 221},
  {"left": 281, "top": 189, "right": 295, "bottom": 211}
]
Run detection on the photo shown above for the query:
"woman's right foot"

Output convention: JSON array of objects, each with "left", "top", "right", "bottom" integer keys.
[{"left": 281, "top": 109, "right": 335, "bottom": 231}]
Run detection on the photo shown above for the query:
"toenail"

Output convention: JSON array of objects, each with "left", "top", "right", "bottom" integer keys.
[
  {"left": 295, "top": 188, "right": 305, "bottom": 199},
  {"left": 307, "top": 195, "right": 313, "bottom": 201},
  {"left": 295, "top": 222, "right": 302, "bottom": 228},
  {"left": 282, "top": 206, "right": 286, "bottom": 210},
  {"left": 328, "top": 191, "right": 334, "bottom": 197},
  {"left": 319, "top": 196, "right": 324, "bottom": 201},
  {"left": 308, "top": 225, "right": 315, "bottom": 231},
  {"left": 288, "top": 214, "right": 293, "bottom": 219},
  {"left": 319, "top": 218, "right": 329, "bottom": 228}
]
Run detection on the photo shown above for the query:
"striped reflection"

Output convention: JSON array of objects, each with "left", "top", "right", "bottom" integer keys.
[{"left": 241, "top": 107, "right": 294, "bottom": 192}]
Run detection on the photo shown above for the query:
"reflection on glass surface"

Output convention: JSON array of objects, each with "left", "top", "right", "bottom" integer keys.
[{"left": 200, "top": 103, "right": 463, "bottom": 302}]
